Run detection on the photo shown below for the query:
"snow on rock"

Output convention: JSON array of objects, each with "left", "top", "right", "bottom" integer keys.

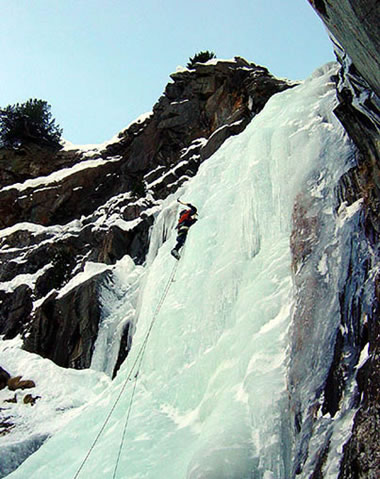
[
  {"left": 56, "top": 262, "right": 111, "bottom": 300},
  {"left": 0, "top": 156, "right": 122, "bottom": 194},
  {"left": 0, "top": 264, "right": 52, "bottom": 294},
  {"left": 60, "top": 112, "right": 153, "bottom": 153}
]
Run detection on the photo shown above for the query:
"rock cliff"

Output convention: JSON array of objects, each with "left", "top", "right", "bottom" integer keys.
[
  {"left": 298, "top": 2, "right": 380, "bottom": 477},
  {"left": 0, "top": 57, "right": 293, "bottom": 375},
  {"left": 1, "top": 4, "right": 379, "bottom": 475}
]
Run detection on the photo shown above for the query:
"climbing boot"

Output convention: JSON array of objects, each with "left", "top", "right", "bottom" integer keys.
[{"left": 171, "top": 249, "right": 180, "bottom": 260}]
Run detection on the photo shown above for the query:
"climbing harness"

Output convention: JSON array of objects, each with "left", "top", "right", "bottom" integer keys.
[{"left": 73, "top": 258, "right": 179, "bottom": 479}]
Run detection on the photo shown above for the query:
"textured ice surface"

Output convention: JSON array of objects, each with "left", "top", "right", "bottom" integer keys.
[{"left": 5, "top": 63, "right": 357, "bottom": 479}]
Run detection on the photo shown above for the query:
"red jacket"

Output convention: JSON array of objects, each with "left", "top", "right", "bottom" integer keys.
[{"left": 176, "top": 204, "right": 197, "bottom": 231}]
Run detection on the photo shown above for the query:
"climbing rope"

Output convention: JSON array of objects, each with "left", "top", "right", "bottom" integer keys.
[
  {"left": 112, "top": 371, "right": 139, "bottom": 479},
  {"left": 112, "top": 258, "right": 179, "bottom": 478},
  {"left": 73, "top": 258, "right": 179, "bottom": 479}
]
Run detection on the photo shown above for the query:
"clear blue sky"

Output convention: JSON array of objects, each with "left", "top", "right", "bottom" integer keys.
[{"left": 0, "top": 0, "right": 334, "bottom": 145}]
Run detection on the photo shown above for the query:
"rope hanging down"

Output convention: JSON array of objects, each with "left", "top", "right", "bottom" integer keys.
[
  {"left": 73, "top": 259, "right": 179, "bottom": 479},
  {"left": 112, "top": 259, "right": 179, "bottom": 478}
]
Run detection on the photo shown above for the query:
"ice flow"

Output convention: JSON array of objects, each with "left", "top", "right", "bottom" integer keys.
[{"left": 6, "top": 63, "right": 355, "bottom": 479}]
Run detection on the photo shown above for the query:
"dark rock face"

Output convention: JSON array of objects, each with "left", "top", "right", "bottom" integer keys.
[
  {"left": 302, "top": 2, "right": 380, "bottom": 477},
  {"left": 23, "top": 270, "right": 109, "bottom": 369},
  {"left": 0, "top": 58, "right": 292, "bottom": 372},
  {"left": 332, "top": 49, "right": 380, "bottom": 248},
  {"left": 288, "top": 153, "right": 378, "bottom": 478},
  {"left": 0, "top": 155, "right": 126, "bottom": 228},
  {"left": 112, "top": 321, "right": 132, "bottom": 379},
  {"left": 339, "top": 330, "right": 380, "bottom": 479},
  {"left": 0, "top": 285, "right": 33, "bottom": 339},
  {"left": 308, "top": 0, "right": 380, "bottom": 97},
  {"left": 330, "top": 59, "right": 379, "bottom": 479},
  {"left": 0, "top": 367, "right": 11, "bottom": 390},
  {"left": 0, "top": 143, "right": 85, "bottom": 188}
]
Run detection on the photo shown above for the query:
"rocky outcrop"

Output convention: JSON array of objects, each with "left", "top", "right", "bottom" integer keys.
[
  {"left": 1, "top": 369, "right": 36, "bottom": 391},
  {"left": 300, "top": 2, "right": 380, "bottom": 477},
  {"left": 338, "top": 330, "right": 380, "bottom": 479},
  {"left": 308, "top": 0, "right": 380, "bottom": 97},
  {"left": 0, "top": 367, "right": 10, "bottom": 390},
  {"left": 23, "top": 269, "right": 110, "bottom": 369},
  {"left": 0, "top": 57, "right": 293, "bottom": 229},
  {"left": 7, "top": 376, "right": 35, "bottom": 391},
  {"left": 0, "top": 57, "right": 293, "bottom": 370},
  {"left": 309, "top": 0, "right": 380, "bottom": 247},
  {"left": 0, "top": 143, "right": 85, "bottom": 188},
  {"left": 0, "top": 155, "right": 126, "bottom": 228},
  {"left": 0, "top": 285, "right": 33, "bottom": 339},
  {"left": 288, "top": 147, "right": 378, "bottom": 478}
]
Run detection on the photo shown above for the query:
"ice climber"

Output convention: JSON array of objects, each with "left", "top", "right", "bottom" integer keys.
[{"left": 171, "top": 199, "right": 198, "bottom": 260}]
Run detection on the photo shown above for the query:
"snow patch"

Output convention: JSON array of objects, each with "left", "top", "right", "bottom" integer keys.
[
  {"left": 56, "top": 262, "right": 111, "bottom": 299},
  {"left": 0, "top": 157, "right": 122, "bottom": 194},
  {"left": 0, "top": 264, "right": 52, "bottom": 293}
]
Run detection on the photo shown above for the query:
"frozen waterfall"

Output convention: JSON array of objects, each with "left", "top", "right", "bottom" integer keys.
[{"left": 5, "top": 63, "right": 357, "bottom": 479}]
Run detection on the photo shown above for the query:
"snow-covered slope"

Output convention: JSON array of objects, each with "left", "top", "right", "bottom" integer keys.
[{"left": 2, "top": 63, "right": 373, "bottom": 478}]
